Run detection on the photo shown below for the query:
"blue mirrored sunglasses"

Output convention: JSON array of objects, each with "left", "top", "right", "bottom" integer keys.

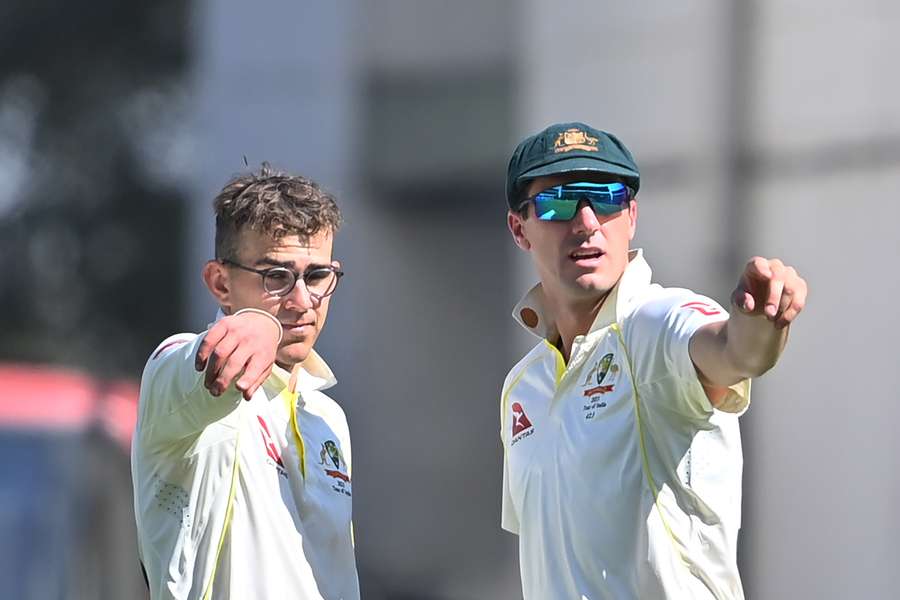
[{"left": 528, "top": 181, "right": 632, "bottom": 221}]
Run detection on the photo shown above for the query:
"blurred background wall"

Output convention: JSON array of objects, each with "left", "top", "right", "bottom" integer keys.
[{"left": 1, "top": 1, "right": 898, "bottom": 598}]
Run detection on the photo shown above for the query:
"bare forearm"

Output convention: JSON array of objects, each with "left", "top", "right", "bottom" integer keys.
[
  {"left": 691, "top": 256, "right": 806, "bottom": 389},
  {"left": 723, "top": 307, "right": 789, "bottom": 376},
  {"left": 689, "top": 313, "right": 786, "bottom": 390}
]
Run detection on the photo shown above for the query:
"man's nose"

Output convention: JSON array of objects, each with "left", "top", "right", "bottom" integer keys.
[
  {"left": 571, "top": 201, "right": 601, "bottom": 234},
  {"left": 282, "top": 279, "right": 318, "bottom": 311}
]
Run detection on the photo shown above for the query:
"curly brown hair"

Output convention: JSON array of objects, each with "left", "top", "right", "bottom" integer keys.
[{"left": 213, "top": 163, "right": 342, "bottom": 259}]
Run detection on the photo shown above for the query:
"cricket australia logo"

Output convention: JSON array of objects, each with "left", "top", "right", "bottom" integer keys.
[
  {"left": 319, "top": 440, "right": 352, "bottom": 497},
  {"left": 581, "top": 352, "right": 621, "bottom": 420},
  {"left": 553, "top": 128, "right": 600, "bottom": 153},
  {"left": 510, "top": 402, "right": 534, "bottom": 446}
]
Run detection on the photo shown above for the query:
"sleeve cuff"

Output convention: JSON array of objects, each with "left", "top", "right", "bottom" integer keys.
[{"left": 716, "top": 378, "right": 751, "bottom": 415}]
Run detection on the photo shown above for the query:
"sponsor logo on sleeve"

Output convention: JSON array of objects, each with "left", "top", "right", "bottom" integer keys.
[
  {"left": 151, "top": 338, "right": 189, "bottom": 360},
  {"left": 511, "top": 402, "right": 535, "bottom": 446},
  {"left": 680, "top": 301, "right": 721, "bottom": 316}
]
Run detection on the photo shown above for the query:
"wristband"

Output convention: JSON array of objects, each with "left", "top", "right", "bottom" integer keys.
[{"left": 233, "top": 308, "right": 284, "bottom": 345}]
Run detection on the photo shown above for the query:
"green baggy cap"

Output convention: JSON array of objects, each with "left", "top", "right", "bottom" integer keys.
[{"left": 506, "top": 121, "right": 640, "bottom": 210}]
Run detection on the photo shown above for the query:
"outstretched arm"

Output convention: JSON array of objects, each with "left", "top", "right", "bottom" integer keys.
[
  {"left": 138, "top": 308, "right": 283, "bottom": 443},
  {"left": 690, "top": 257, "right": 808, "bottom": 404}
]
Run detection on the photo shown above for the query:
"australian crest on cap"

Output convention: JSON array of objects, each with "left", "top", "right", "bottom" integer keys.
[{"left": 554, "top": 128, "right": 600, "bottom": 153}]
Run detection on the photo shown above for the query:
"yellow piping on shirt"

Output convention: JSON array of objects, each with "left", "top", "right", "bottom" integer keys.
[
  {"left": 543, "top": 340, "right": 566, "bottom": 385},
  {"left": 280, "top": 388, "right": 307, "bottom": 479},
  {"left": 611, "top": 323, "right": 689, "bottom": 568},
  {"left": 200, "top": 382, "right": 308, "bottom": 599},
  {"left": 202, "top": 432, "right": 241, "bottom": 600}
]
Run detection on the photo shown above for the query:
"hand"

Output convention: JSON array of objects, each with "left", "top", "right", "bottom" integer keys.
[
  {"left": 732, "top": 257, "right": 808, "bottom": 330},
  {"left": 194, "top": 310, "right": 281, "bottom": 400}
]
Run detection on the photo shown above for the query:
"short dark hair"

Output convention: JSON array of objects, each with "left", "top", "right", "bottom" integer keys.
[{"left": 213, "top": 163, "right": 342, "bottom": 259}]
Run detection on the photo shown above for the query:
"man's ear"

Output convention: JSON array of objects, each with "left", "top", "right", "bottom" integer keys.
[
  {"left": 202, "top": 260, "right": 233, "bottom": 312},
  {"left": 508, "top": 210, "right": 531, "bottom": 251}
]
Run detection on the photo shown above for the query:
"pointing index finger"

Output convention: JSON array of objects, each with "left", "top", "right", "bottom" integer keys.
[
  {"left": 765, "top": 276, "right": 785, "bottom": 319},
  {"left": 746, "top": 256, "right": 773, "bottom": 282}
]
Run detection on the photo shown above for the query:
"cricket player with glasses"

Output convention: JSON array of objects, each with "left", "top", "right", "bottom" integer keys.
[
  {"left": 500, "top": 122, "right": 807, "bottom": 599},
  {"left": 132, "top": 164, "right": 359, "bottom": 599}
]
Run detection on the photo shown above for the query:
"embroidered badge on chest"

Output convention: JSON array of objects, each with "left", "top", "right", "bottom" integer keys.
[
  {"left": 319, "top": 440, "right": 351, "bottom": 496},
  {"left": 580, "top": 352, "right": 622, "bottom": 420}
]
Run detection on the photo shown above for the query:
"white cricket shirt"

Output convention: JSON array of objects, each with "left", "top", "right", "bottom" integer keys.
[
  {"left": 132, "top": 327, "right": 359, "bottom": 599},
  {"left": 501, "top": 250, "right": 750, "bottom": 600}
]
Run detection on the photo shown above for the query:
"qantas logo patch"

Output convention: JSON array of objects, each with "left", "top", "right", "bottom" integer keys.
[
  {"left": 511, "top": 402, "right": 533, "bottom": 436},
  {"left": 511, "top": 402, "right": 535, "bottom": 446}
]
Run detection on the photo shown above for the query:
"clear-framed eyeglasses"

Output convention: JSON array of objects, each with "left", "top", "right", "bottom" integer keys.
[{"left": 219, "top": 258, "right": 344, "bottom": 299}]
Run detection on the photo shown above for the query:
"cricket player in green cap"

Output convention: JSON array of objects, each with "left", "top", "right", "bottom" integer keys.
[{"left": 499, "top": 122, "right": 807, "bottom": 599}]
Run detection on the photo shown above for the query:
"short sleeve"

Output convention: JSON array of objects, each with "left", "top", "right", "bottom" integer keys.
[
  {"left": 499, "top": 372, "right": 520, "bottom": 535},
  {"left": 626, "top": 290, "right": 750, "bottom": 416},
  {"left": 137, "top": 332, "right": 244, "bottom": 444}
]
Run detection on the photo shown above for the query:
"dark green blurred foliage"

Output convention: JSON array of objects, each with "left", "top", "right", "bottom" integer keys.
[{"left": 0, "top": 0, "right": 192, "bottom": 378}]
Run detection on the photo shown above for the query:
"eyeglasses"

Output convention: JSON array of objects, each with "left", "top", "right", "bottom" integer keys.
[
  {"left": 219, "top": 258, "right": 344, "bottom": 299},
  {"left": 527, "top": 181, "right": 633, "bottom": 221}
]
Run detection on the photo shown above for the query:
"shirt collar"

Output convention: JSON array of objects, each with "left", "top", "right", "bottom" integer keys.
[
  {"left": 211, "top": 309, "right": 338, "bottom": 395},
  {"left": 512, "top": 248, "right": 653, "bottom": 341},
  {"left": 269, "top": 350, "right": 337, "bottom": 393}
]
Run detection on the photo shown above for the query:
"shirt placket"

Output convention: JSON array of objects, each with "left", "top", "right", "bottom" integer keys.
[{"left": 547, "top": 328, "right": 608, "bottom": 417}]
